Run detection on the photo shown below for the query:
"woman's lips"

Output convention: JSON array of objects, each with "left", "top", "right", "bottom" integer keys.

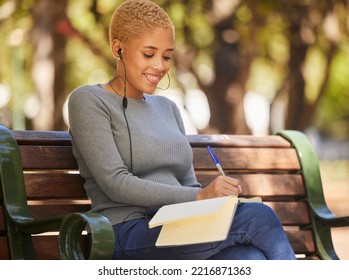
[{"left": 144, "top": 73, "right": 162, "bottom": 84}]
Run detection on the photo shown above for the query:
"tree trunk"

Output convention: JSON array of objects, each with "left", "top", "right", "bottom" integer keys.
[
  {"left": 30, "top": 0, "right": 67, "bottom": 130},
  {"left": 206, "top": 50, "right": 249, "bottom": 134},
  {"left": 284, "top": 5, "right": 309, "bottom": 130},
  {"left": 203, "top": 15, "right": 250, "bottom": 135}
]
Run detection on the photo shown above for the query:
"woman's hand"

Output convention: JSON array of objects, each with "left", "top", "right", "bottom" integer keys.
[{"left": 196, "top": 175, "right": 242, "bottom": 200}]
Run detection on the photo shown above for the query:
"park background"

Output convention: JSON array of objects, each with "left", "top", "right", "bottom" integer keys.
[{"left": 0, "top": 0, "right": 348, "bottom": 259}]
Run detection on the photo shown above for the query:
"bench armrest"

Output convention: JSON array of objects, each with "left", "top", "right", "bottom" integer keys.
[
  {"left": 10, "top": 215, "right": 63, "bottom": 234},
  {"left": 277, "top": 130, "right": 347, "bottom": 260},
  {"left": 59, "top": 212, "right": 115, "bottom": 260},
  {"left": 5, "top": 210, "right": 114, "bottom": 259},
  {"left": 317, "top": 213, "right": 349, "bottom": 228},
  {"left": 277, "top": 130, "right": 347, "bottom": 223}
]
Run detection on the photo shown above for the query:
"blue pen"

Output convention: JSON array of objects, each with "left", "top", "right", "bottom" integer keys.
[{"left": 207, "top": 146, "right": 225, "bottom": 176}]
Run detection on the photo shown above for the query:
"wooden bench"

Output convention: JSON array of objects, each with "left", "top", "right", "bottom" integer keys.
[{"left": 1, "top": 124, "right": 348, "bottom": 260}]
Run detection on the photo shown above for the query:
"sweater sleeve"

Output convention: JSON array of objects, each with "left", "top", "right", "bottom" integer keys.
[
  {"left": 170, "top": 100, "right": 202, "bottom": 188},
  {"left": 68, "top": 89, "right": 200, "bottom": 208}
]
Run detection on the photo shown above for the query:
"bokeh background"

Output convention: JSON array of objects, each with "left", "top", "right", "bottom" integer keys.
[{"left": 0, "top": 0, "right": 348, "bottom": 258}]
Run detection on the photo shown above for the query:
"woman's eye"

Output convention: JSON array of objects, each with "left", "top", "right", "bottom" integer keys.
[
  {"left": 143, "top": 53, "right": 171, "bottom": 61},
  {"left": 144, "top": 53, "right": 154, "bottom": 58}
]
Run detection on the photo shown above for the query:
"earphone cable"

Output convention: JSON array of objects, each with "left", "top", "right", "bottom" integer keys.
[
  {"left": 119, "top": 56, "right": 133, "bottom": 173},
  {"left": 109, "top": 56, "right": 133, "bottom": 173}
]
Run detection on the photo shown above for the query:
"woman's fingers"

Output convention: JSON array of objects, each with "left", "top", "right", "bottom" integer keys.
[
  {"left": 196, "top": 175, "right": 243, "bottom": 200},
  {"left": 221, "top": 176, "right": 242, "bottom": 195},
  {"left": 237, "top": 184, "right": 242, "bottom": 194}
]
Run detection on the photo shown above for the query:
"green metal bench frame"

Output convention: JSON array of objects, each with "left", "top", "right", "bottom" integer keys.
[{"left": 277, "top": 130, "right": 349, "bottom": 259}]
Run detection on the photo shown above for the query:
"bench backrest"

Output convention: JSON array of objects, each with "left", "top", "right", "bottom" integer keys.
[{"left": 0, "top": 128, "right": 334, "bottom": 259}]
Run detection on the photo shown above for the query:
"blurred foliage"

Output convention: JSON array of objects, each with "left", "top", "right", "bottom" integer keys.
[
  {"left": 0, "top": 0, "right": 348, "bottom": 138},
  {"left": 319, "top": 49, "right": 349, "bottom": 132}
]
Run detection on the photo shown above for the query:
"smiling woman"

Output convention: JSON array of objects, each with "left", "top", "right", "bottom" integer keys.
[
  {"left": 67, "top": 0, "right": 295, "bottom": 260},
  {"left": 105, "top": 0, "right": 175, "bottom": 99},
  {"left": 107, "top": 27, "right": 174, "bottom": 98}
]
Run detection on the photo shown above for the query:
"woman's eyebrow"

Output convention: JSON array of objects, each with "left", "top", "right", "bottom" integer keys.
[{"left": 143, "top": 46, "right": 175, "bottom": 52}]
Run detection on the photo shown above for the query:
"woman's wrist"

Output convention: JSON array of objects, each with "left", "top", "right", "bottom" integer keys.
[{"left": 196, "top": 188, "right": 205, "bottom": 200}]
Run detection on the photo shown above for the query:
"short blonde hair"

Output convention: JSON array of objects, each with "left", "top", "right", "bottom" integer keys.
[{"left": 109, "top": 0, "right": 175, "bottom": 45}]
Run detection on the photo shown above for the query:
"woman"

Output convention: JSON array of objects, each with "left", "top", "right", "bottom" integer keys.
[{"left": 68, "top": 0, "right": 295, "bottom": 260}]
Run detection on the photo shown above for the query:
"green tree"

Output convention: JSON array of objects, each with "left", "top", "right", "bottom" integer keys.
[{"left": 0, "top": 0, "right": 348, "bottom": 138}]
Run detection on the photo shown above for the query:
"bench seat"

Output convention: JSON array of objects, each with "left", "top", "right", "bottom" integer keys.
[{"left": 1, "top": 125, "right": 348, "bottom": 259}]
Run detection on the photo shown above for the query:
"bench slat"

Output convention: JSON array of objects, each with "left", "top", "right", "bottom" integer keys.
[
  {"left": 12, "top": 130, "right": 72, "bottom": 146},
  {"left": 0, "top": 237, "right": 10, "bottom": 260},
  {"left": 29, "top": 204, "right": 90, "bottom": 220},
  {"left": 23, "top": 173, "right": 304, "bottom": 200},
  {"left": 265, "top": 202, "right": 310, "bottom": 225},
  {"left": 0, "top": 207, "right": 5, "bottom": 233},
  {"left": 19, "top": 146, "right": 78, "bottom": 169},
  {"left": 192, "top": 147, "right": 301, "bottom": 171},
  {"left": 23, "top": 202, "right": 308, "bottom": 226},
  {"left": 187, "top": 134, "right": 292, "bottom": 148},
  {"left": 18, "top": 146, "right": 301, "bottom": 171},
  {"left": 33, "top": 235, "right": 62, "bottom": 260},
  {"left": 197, "top": 173, "right": 305, "bottom": 198},
  {"left": 24, "top": 173, "right": 85, "bottom": 199},
  {"left": 286, "top": 230, "right": 315, "bottom": 255},
  {"left": 12, "top": 131, "right": 292, "bottom": 149}
]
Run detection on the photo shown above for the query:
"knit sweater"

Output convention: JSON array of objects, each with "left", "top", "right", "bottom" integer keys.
[{"left": 68, "top": 84, "right": 201, "bottom": 225}]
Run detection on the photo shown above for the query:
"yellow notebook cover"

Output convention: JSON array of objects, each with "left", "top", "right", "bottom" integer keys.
[{"left": 149, "top": 196, "right": 261, "bottom": 247}]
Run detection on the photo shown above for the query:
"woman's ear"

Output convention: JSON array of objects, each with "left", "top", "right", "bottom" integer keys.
[{"left": 111, "top": 39, "right": 122, "bottom": 59}]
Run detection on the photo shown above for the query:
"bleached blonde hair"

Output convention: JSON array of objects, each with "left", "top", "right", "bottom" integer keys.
[{"left": 109, "top": 0, "right": 175, "bottom": 45}]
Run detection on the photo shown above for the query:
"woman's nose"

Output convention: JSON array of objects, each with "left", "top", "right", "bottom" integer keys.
[{"left": 152, "top": 58, "right": 165, "bottom": 71}]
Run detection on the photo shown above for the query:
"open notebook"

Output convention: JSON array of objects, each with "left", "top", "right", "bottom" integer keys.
[{"left": 149, "top": 196, "right": 262, "bottom": 247}]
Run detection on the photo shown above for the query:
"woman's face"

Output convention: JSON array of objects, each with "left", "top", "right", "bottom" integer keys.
[{"left": 121, "top": 27, "right": 174, "bottom": 98}]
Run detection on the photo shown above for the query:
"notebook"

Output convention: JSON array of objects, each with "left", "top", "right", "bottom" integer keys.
[{"left": 149, "top": 196, "right": 262, "bottom": 247}]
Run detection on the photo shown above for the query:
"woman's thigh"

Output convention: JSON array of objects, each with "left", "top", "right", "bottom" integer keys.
[
  {"left": 112, "top": 203, "right": 293, "bottom": 260},
  {"left": 113, "top": 218, "right": 221, "bottom": 260}
]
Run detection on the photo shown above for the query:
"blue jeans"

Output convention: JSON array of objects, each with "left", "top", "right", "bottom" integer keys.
[{"left": 112, "top": 203, "right": 296, "bottom": 260}]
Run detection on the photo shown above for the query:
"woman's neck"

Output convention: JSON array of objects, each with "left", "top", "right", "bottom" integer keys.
[{"left": 105, "top": 79, "right": 143, "bottom": 100}]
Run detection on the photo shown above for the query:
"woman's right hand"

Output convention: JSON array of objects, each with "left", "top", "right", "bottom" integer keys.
[{"left": 196, "top": 175, "right": 242, "bottom": 200}]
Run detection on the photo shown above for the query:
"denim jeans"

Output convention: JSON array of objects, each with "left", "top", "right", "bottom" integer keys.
[{"left": 112, "top": 203, "right": 296, "bottom": 260}]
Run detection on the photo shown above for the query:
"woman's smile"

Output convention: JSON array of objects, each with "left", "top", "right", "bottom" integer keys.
[{"left": 144, "top": 73, "right": 163, "bottom": 85}]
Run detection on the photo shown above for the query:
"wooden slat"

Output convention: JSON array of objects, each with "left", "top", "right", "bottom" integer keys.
[
  {"left": 13, "top": 131, "right": 292, "bottom": 149},
  {"left": 25, "top": 173, "right": 305, "bottom": 200},
  {"left": 266, "top": 202, "right": 310, "bottom": 226},
  {"left": 19, "top": 144, "right": 300, "bottom": 171},
  {"left": 0, "top": 237, "right": 10, "bottom": 260},
  {"left": 187, "top": 134, "right": 292, "bottom": 148},
  {"left": 193, "top": 147, "right": 301, "bottom": 171},
  {"left": 196, "top": 173, "right": 305, "bottom": 198},
  {"left": 4, "top": 201, "right": 309, "bottom": 231},
  {"left": 32, "top": 235, "right": 89, "bottom": 260},
  {"left": 286, "top": 230, "right": 316, "bottom": 254},
  {"left": 29, "top": 203, "right": 90, "bottom": 220},
  {"left": 12, "top": 130, "right": 71, "bottom": 146},
  {"left": 9, "top": 201, "right": 309, "bottom": 229},
  {"left": 0, "top": 206, "right": 5, "bottom": 232},
  {"left": 24, "top": 173, "right": 85, "bottom": 199},
  {"left": 19, "top": 146, "right": 78, "bottom": 169},
  {"left": 33, "top": 235, "right": 60, "bottom": 260}
]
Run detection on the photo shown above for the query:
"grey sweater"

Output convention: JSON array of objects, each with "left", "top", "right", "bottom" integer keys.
[{"left": 68, "top": 84, "right": 201, "bottom": 225}]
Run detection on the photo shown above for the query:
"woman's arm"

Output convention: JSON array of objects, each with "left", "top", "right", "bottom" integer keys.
[{"left": 68, "top": 89, "right": 200, "bottom": 207}]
